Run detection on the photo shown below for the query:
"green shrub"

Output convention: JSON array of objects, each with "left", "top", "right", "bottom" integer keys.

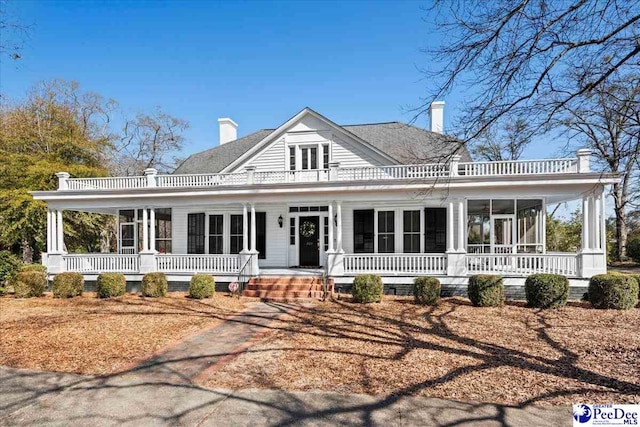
[
  {"left": 52, "top": 272, "right": 84, "bottom": 298},
  {"left": 96, "top": 273, "right": 126, "bottom": 298},
  {"left": 524, "top": 274, "right": 569, "bottom": 309},
  {"left": 588, "top": 274, "right": 639, "bottom": 310},
  {"left": 13, "top": 271, "right": 48, "bottom": 298},
  {"left": 627, "top": 238, "right": 640, "bottom": 263},
  {"left": 19, "top": 264, "right": 47, "bottom": 273},
  {"left": 413, "top": 276, "right": 441, "bottom": 305},
  {"left": 352, "top": 274, "right": 383, "bottom": 303},
  {"left": 0, "top": 251, "right": 22, "bottom": 286},
  {"left": 142, "top": 272, "right": 168, "bottom": 297},
  {"left": 468, "top": 275, "right": 505, "bottom": 307},
  {"left": 0, "top": 286, "right": 6, "bottom": 296},
  {"left": 189, "top": 274, "right": 215, "bottom": 299}
]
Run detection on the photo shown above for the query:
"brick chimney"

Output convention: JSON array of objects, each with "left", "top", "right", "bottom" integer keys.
[{"left": 218, "top": 118, "right": 238, "bottom": 145}]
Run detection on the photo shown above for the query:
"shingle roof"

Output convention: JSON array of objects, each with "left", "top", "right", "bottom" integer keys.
[{"left": 173, "top": 121, "right": 470, "bottom": 174}]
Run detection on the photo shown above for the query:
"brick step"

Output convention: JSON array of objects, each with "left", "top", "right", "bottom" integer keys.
[
  {"left": 250, "top": 277, "right": 323, "bottom": 285},
  {"left": 242, "top": 290, "right": 325, "bottom": 299},
  {"left": 245, "top": 283, "right": 325, "bottom": 291}
]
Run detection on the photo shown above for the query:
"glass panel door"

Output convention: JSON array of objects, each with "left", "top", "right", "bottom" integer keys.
[{"left": 491, "top": 215, "right": 515, "bottom": 254}]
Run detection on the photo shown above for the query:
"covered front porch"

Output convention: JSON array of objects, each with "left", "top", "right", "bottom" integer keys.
[{"left": 42, "top": 193, "right": 606, "bottom": 281}]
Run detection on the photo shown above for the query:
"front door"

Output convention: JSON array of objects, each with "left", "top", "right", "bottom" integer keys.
[{"left": 299, "top": 216, "right": 320, "bottom": 267}]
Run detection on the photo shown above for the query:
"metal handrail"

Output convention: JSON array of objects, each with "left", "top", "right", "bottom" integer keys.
[{"left": 236, "top": 253, "right": 256, "bottom": 295}]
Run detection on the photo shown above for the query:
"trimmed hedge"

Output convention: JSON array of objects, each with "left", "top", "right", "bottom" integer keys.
[
  {"left": 413, "top": 276, "right": 441, "bottom": 306},
  {"left": 13, "top": 271, "right": 47, "bottom": 298},
  {"left": 19, "top": 264, "right": 47, "bottom": 273},
  {"left": 352, "top": 274, "right": 383, "bottom": 303},
  {"left": 97, "top": 273, "right": 126, "bottom": 298},
  {"left": 524, "top": 274, "right": 569, "bottom": 309},
  {"left": 141, "top": 272, "right": 168, "bottom": 297},
  {"left": 52, "top": 272, "right": 84, "bottom": 298},
  {"left": 588, "top": 274, "right": 639, "bottom": 310},
  {"left": 189, "top": 274, "right": 215, "bottom": 299},
  {"left": 468, "top": 275, "right": 504, "bottom": 307}
]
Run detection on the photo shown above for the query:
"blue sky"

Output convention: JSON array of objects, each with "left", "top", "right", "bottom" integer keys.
[{"left": 2, "top": 0, "right": 457, "bottom": 156}]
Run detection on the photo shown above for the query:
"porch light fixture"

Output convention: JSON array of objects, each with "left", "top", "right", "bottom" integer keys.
[{"left": 278, "top": 215, "right": 284, "bottom": 228}]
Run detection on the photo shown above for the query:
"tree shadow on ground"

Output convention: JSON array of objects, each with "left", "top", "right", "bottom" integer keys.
[{"left": 1, "top": 297, "right": 638, "bottom": 426}]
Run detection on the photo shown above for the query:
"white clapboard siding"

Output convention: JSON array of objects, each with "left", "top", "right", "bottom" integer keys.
[
  {"left": 243, "top": 138, "right": 286, "bottom": 171},
  {"left": 331, "top": 135, "right": 389, "bottom": 168}
]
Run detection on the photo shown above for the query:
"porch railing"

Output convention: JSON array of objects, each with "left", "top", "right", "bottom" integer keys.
[
  {"left": 344, "top": 253, "right": 447, "bottom": 275},
  {"left": 66, "top": 176, "right": 147, "bottom": 191},
  {"left": 336, "top": 164, "right": 450, "bottom": 181},
  {"left": 155, "top": 254, "right": 239, "bottom": 273},
  {"left": 465, "top": 253, "right": 578, "bottom": 277},
  {"left": 459, "top": 158, "right": 577, "bottom": 176},
  {"left": 59, "top": 157, "right": 585, "bottom": 191},
  {"left": 63, "top": 254, "right": 140, "bottom": 273},
  {"left": 156, "top": 173, "right": 248, "bottom": 188}
]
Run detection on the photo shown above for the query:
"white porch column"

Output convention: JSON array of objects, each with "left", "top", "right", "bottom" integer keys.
[
  {"left": 326, "top": 201, "right": 344, "bottom": 276},
  {"left": 457, "top": 199, "right": 465, "bottom": 252},
  {"left": 242, "top": 204, "right": 249, "bottom": 252},
  {"left": 142, "top": 208, "right": 149, "bottom": 252},
  {"left": 446, "top": 201, "right": 455, "bottom": 252},
  {"left": 149, "top": 208, "right": 156, "bottom": 252},
  {"left": 250, "top": 203, "right": 256, "bottom": 252},
  {"left": 56, "top": 210, "right": 64, "bottom": 253},
  {"left": 46, "top": 209, "right": 52, "bottom": 253},
  {"left": 579, "top": 192, "right": 606, "bottom": 277},
  {"left": 593, "top": 194, "right": 601, "bottom": 251},
  {"left": 336, "top": 201, "right": 343, "bottom": 251},
  {"left": 600, "top": 190, "right": 607, "bottom": 254},
  {"left": 582, "top": 196, "right": 590, "bottom": 250},
  {"left": 327, "top": 202, "right": 334, "bottom": 252},
  {"left": 447, "top": 200, "right": 467, "bottom": 276}
]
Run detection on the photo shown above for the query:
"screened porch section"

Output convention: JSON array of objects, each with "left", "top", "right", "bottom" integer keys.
[{"left": 467, "top": 199, "right": 545, "bottom": 254}]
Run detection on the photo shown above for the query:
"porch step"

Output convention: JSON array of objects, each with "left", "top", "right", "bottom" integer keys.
[{"left": 243, "top": 276, "right": 333, "bottom": 301}]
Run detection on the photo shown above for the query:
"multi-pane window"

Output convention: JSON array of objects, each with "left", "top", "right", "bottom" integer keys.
[
  {"left": 324, "top": 216, "right": 329, "bottom": 251},
  {"left": 322, "top": 144, "right": 329, "bottom": 169},
  {"left": 230, "top": 214, "right": 243, "bottom": 254},
  {"left": 301, "top": 147, "right": 318, "bottom": 170},
  {"left": 354, "top": 210, "right": 374, "bottom": 253},
  {"left": 208, "top": 215, "right": 224, "bottom": 254},
  {"left": 290, "top": 217, "right": 296, "bottom": 245},
  {"left": 403, "top": 210, "right": 421, "bottom": 253},
  {"left": 377, "top": 211, "right": 395, "bottom": 253},
  {"left": 119, "top": 209, "right": 136, "bottom": 252},
  {"left": 155, "top": 208, "right": 172, "bottom": 253},
  {"left": 289, "top": 146, "right": 296, "bottom": 171},
  {"left": 187, "top": 213, "right": 205, "bottom": 254}
]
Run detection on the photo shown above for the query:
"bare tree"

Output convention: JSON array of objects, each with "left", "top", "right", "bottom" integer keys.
[
  {"left": 0, "top": 0, "right": 29, "bottom": 61},
  {"left": 420, "top": 0, "right": 640, "bottom": 141},
  {"left": 560, "top": 73, "right": 640, "bottom": 260},
  {"left": 114, "top": 108, "right": 188, "bottom": 175},
  {"left": 471, "top": 119, "right": 533, "bottom": 161}
]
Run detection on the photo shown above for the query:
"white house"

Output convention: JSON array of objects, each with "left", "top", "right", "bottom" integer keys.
[{"left": 32, "top": 104, "right": 617, "bottom": 297}]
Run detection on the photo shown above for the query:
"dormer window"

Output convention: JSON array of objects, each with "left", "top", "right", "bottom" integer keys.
[{"left": 288, "top": 143, "right": 330, "bottom": 171}]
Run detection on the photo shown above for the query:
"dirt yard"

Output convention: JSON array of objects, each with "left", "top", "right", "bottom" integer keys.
[
  {"left": 0, "top": 293, "right": 246, "bottom": 375},
  {"left": 197, "top": 297, "right": 640, "bottom": 407}
]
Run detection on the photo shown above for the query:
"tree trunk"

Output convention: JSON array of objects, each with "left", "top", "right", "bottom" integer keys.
[
  {"left": 612, "top": 183, "right": 628, "bottom": 261},
  {"left": 21, "top": 238, "right": 33, "bottom": 264}
]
